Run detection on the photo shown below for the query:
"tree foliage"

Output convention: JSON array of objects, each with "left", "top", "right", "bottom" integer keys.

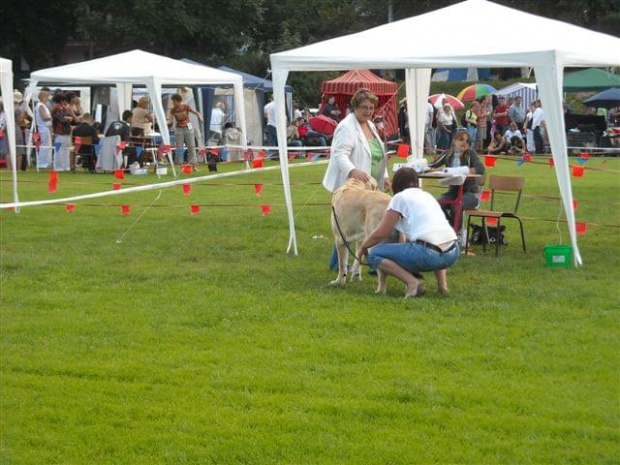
[{"left": 0, "top": 0, "right": 617, "bottom": 94}]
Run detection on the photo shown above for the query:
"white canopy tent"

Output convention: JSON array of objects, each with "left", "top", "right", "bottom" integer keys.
[
  {"left": 0, "top": 57, "right": 19, "bottom": 209},
  {"left": 270, "top": 0, "right": 620, "bottom": 265},
  {"left": 24, "top": 50, "right": 247, "bottom": 175}
]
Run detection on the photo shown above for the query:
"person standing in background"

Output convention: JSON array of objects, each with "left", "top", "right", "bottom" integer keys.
[
  {"left": 131, "top": 96, "right": 154, "bottom": 137},
  {"left": 35, "top": 90, "right": 53, "bottom": 169},
  {"left": 51, "top": 92, "right": 73, "bottom": 171},
  {"left": 509, "top": 96, "right": 525, "bottom": 130},
  {"left": 263, "top": 94, "right": 278, "bottom": 159},
  {"left": 168, "top": 93, "right": 203, "bottom": 170}
]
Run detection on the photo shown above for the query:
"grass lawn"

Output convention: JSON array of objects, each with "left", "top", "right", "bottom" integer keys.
[{"left": 1, "top": 156, "right": 619, "bottom": 464}]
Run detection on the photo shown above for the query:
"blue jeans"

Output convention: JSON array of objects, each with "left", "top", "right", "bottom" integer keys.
[
  {"left": 368, "top": 242, "right": 459, "bottom": 273},
  {"left": 267, "top": 125, "right": 278, "bottom": 158}
]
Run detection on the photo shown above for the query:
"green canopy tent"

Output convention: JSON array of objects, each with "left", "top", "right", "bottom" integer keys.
[{"left": 563, "top": 68, "right": 620, "bottom": 92}]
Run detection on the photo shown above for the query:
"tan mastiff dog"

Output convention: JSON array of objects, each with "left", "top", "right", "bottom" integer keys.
[{"left": 330, "top": 177, "right": 395, "bottom": 293}]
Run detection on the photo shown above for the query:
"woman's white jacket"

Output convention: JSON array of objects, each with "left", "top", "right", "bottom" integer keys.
[{"left": 322, "top": 113, "right": 388, "bottom": 193}]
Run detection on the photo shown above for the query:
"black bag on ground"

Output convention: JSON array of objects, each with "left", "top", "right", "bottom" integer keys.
[{"left": 469, "top": 224, "right": 508, "bottom": 246}]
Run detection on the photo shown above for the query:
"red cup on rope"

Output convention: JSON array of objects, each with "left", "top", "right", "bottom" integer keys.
[
  {"left": 576, "top": 222, "right": 587, "bottom": 235},
  {"left": 182, "top": 165, "right": 193, "bottom": 174},
  {"left": 114, "top": 169, "right": 124, "bottom": 180},
  {"left": 65, "top": 203, "right": 75, "bottom": 213},
  {"left": 121, "top": 204, "right": 130, "bottom": 216},
  {"left": 253, "top": 184, "right": 263, "bottom": 196},
  {"left": 252, "top": 159, "right": 264, "bottom": 169},
  {"left": 486, "top": 217, "right": 498, "bottom": 226},
  {"left": 480, "top": 190, "right": 491, "bottom": 202},
  {"left": 397, "top": 144, "right": 410, "bottom": 158},
  {"left": 182, "top": 183, "right": 192, "bottom": 196},
  {"left": 523, "top": 154, "right": 532, "bottom": 162},
  {"left": 190, "top": 204, "right": 200, "bottom": 215},
  {"left": 112, "top": 183, "right": 121, "bottom": 191},
  {"left": 261, "top": 204, "right": 272, "bottom": 216},
  {"left": 572, "top": 165, "right": 585, "bottom": 177},
  {"left": 484, "top": 155, "right": 497, "bottom": 167}
]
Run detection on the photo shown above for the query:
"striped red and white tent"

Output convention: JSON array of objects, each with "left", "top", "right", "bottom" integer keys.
[{"left": 320, "top": 69, "right": 399, "bottom": 138}]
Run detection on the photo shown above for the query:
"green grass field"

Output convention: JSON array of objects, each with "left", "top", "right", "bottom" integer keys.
[{"left": 1, "top": 156, "right": 619, "bottom": 464}]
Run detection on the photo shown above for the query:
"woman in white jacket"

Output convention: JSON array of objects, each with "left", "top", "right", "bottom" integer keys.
[{"left": 322, "top": 88, "right": 390, "bottom": 193}]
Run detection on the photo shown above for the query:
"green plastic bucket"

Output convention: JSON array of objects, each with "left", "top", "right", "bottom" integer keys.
[{"left": 544, "top": 245, "right": 572, "bottom": 268}]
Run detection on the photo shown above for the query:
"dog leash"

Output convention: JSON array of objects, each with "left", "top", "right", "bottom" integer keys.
[
  {"left": 331, "top": 206, "right": 425, "bottom": 280},
  {"left": 331, "top": 205, "right": 371, "bottom": 267}
]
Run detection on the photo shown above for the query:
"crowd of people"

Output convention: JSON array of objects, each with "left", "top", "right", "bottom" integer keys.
[{"left": 424, "top": 94, "right": 547, "bottom": 156}]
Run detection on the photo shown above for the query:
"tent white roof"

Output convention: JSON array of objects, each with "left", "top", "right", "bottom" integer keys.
[
  {"left": 25, "top": 50, "right": 247, "bottom": 174},
  {"left": 271, "top": 0, "right": 619, "bottom": 70},
  {"left": 269, "top": 0, "right": 620, "bottom": 264},
  {"left": 29, "top": 49, "right": 244, "bottom": 87}
]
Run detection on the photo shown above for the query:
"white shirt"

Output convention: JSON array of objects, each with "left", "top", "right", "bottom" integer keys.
[
  {"left": 210, "top": 107, "right": 226, "bottom": 135},
  {"left": 532, "top": 107, "right": 544, "bottom": 128},
  {"left": 425, "top": 102, "right": 434, "bottom": 125},
  {"left": 35, "top": 102, "right": 52, "bottom": 129},
  {"left": 504, "top": 129, "right": 522, "bottom": 140},
  {"left": 264, "top": 101, "right": 276, "bottom": 127},
  {"left": 388, "top": 188, "right": 457, "bottom": 243}
]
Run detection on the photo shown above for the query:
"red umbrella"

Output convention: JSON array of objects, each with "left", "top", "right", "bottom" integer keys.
[
  {"left": 309, "top": 115, "right": 338, "bottom": 136},
  {"left": 429, "top": 93, "right": 464, "bottom": 110}
]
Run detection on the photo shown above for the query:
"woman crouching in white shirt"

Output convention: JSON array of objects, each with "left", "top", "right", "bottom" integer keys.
[{"left": 359, "top": 167, "right": 459, "bottom": 297}]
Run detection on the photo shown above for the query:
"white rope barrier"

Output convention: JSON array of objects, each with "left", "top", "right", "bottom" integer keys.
[{"left": 0, "top": 159, "right": 328, "bottom": 210}]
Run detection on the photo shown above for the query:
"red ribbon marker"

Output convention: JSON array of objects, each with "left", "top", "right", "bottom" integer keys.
[
  {"left": 49, "top": 171, "right": 59, "bottom": 182},
  {"left": 261, "top": 204, "right": 272, "bottom": 216},
  {"left": 114, "top": 169, "right": 125, "bottom": 180},
  {"left": 65, "top": 203, "right": 75, "bottom": 213},
  {"left": 484, "top": 155, "right": 497, "bottom": 167},
  {"left": 252, "top": 159, "right": 264, "bottom": 169},
  {"left": 397, "top": 144, "right": 410, "bottom": 158},
  {"left": 121, "top": 204, "right": 130, "bottom": 216},
  {"left": 190, "top": 204, "right": 200, "bottom": 215},
  {"left": 253, "top": 184, "right": 263, "bottom": 196},
  {"left": 486, "top": 217, "right": 498, "bottom": 226},
  {"left": 48, "top": 181, "right": 57, "bottom": 194},
  {"left": 182, "top": 184, "right": 192, "bottom": 196},
  {"left": 112, "top": 183, "right": 121, "bottom": 191},
  {"left": 572, "top": 165, "right": 585, "bottom": 177},
  {"left": 576, "top": 222, "right": 587, "bottom": 235},
  {"left": 480, "top": 190, "right": 491, "bottom": 202},
  {"left": 548, "top": 157, "right": 555, "bottom": 168}
]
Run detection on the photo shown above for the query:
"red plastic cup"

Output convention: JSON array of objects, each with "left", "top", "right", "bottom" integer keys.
[
  {"left": 112, "top": 183, "right": 121, "bottom": 190},
  {"left": 121, "top": 204, "right": 130, "bottom": 216},
  {"left": 480, "top": 190, "right": 491, "bottom": 202},
  {"left": 523, "top": 154, "right": 532, "bottom": 162},
  {"left": 182, "top": 165, "right": 193, "bottom": 174},
  {"left": 252, "top": 159, "right": 264, "bottom": 169},
  {"left": 548, "top": 157, "right": 555, "bottom": 167},
  {"left": 572, "top": 165, "right": 585, "bottom": 177},
  {"left": 486, "top": 217, "right": 498, "bottom": 226},
  {"left": 190, "top": 204, "right": 200, "bottom": 215},
  {"left": 48, "top": 181, "right": 57, "bottom": 194},
  {"left": 49, "top": 170, "right": 59, "bottom": 182},
  {"left": 397, "top": 144, "right": 410, "bottom": 158},
  {"left": 114, "top": 169, "right": 125, "bottom": 180},
  {"left": 182, "top": 183, "right": 191, "bottom": 196},
  {"left": 261, "top": 204, "right": 272, "bottom": 216},
  {"left": 253, "top": 183, "right": 263, "bottom": 196},
  {"left": 484, "top": 155, "right": 497, "bottom": 167},
  {"left": 576, "top": 222, "right": 587, "bottom": 235},
  {"left": 65, "top": 203, "right": 75, "bottom": 213}
]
